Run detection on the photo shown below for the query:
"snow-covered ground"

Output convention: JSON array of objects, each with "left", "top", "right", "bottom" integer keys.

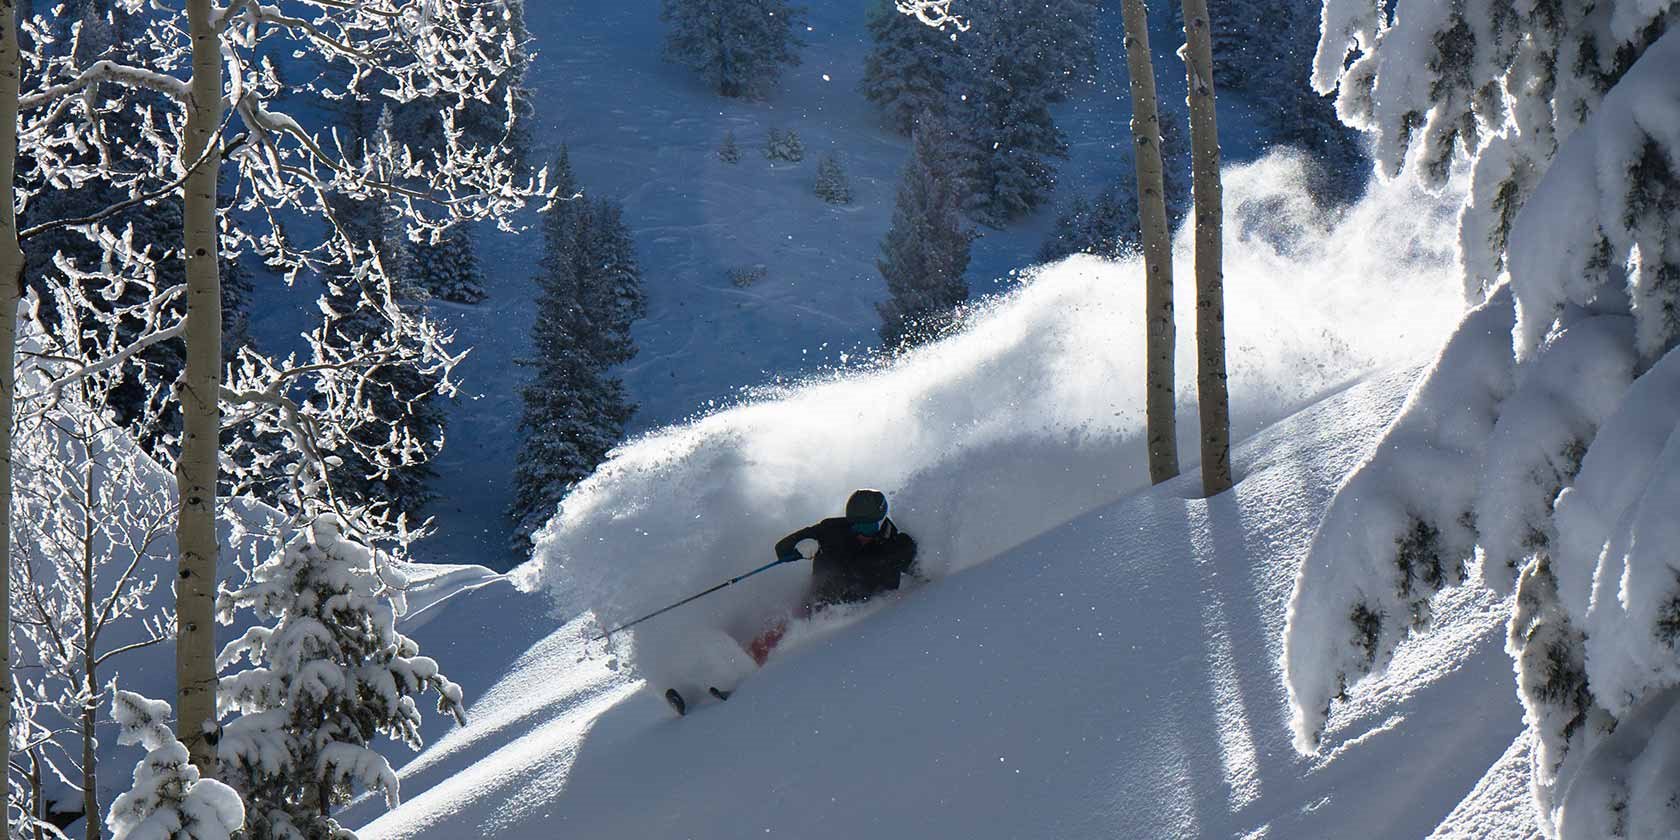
[
  {"left": 311, "top": 137, "right": 1541, "bottom": 834},
  {"left": 343, "top": 362, "right": 1535, "bottom": 839}
]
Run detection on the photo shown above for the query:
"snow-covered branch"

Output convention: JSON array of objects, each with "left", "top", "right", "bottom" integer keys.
[
  {"left": 18, "top": 59, "right": 189, "bottom": 109},
  {"left": 895, "top": 1, "right": 969, "bottom": 30}
]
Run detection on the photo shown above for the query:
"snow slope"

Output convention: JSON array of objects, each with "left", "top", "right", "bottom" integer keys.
[
  {"left": 527, "top": 151, "right": 1461, "bottom": 697},
  {"left": 347, "top": 363, "right": 1535, "bottom": 839},
  {"left": 323, "top": 149, "right": 1544, "bottom": 836}
]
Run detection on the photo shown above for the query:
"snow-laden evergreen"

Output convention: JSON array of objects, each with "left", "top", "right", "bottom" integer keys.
[
  {"left": 312, "top": 243, "right": 444, "bottom": 519},
  {"left": 946, "top": 0, "right": 1071, "bottom": 225},
  {"left": 374, "top": 0, "right": 533, "bottom": 305},
  {"left": 659, "top": 0, "right": 808, "bottom": 98},
  {"left": 106, "top": 692, "right": 245, "bottom": 840},
  {"left": 859, "top": 0, "right": 961, "bottom": 135},
  {"left": 214, "top": 515, "right": 466, "bottom": 840},
  {"left": 762, "top": 126, "right": 805, "bottom": 162},
  {"left": 813, "top": 152, "right": 852, "bottom": 204},
  {"left": 1283, "top": 3, "right": 1680, "bottom": 836},
  {"left": 510, "top": 151, "right": 648, "bottom": 551},
  {"left": 1203, "top": 0, "right": 1367, "bottom": 203},
  {"left": 877, "top": 117, "right": 971, "bottom": 349},
  {"left": 409, "top": 229, "right": 489, "bottom": 305},
  {"left": 717, "top": 129, "right": 741, "bottom": 164},
  {"left": 1038, "top": 187, "right": 1139, "bottom": 263}
]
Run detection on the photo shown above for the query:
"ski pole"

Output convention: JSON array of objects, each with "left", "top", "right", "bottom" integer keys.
[{"left": 592, "top": 557, "right": 797, "bottom": 641}]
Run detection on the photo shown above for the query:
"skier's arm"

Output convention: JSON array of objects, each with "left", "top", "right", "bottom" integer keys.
[
  {"left": 774, "top": 525, "right": 821, "bottom": 562},
  {"left": 887, "top": 532, "right": 918, "bottom": 575}
]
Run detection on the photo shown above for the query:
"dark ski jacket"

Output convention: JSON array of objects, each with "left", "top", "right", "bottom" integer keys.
[{"left": 775, "top": 517, "right": 918, "bottom": 607}]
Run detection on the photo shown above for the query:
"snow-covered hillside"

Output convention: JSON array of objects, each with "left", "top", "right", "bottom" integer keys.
[
  {"left": 343, "top": 363, "right": 1535, "bottom": 839},
  {"left": 305, "top": 146, "right": 1543, "bottom": 836}
]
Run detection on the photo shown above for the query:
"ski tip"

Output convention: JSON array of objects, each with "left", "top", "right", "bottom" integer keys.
[{"left": 664, "top": 688, "right": 687, "bottom": 716}]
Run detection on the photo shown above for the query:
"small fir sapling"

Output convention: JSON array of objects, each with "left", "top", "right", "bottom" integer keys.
[
  {"left": 728, "top": 265, "right": 768, "bottom": 288},
  {"left": 106, "top": 691, "right": 245, "bottom": 840},
  {"left": 718, "top": 129, "right": 741, "bottom": 164},
  {"left": 214, "top": 514, "right": 466, "bottom": 839},
  {"left": 814, "top": 153, "right": 853, "bottom": 204},
  {"left": 763, "top": 127, "right": 805, "bottom": 163}
]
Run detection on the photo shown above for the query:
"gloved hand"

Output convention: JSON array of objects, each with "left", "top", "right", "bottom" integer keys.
[{"left": 777, "top": 549, "right": 803, "bottom": 564}]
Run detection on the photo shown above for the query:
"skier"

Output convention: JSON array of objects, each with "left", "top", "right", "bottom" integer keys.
[
  {"left": 751, "top": 489, "right": 918, "bottom": 659},
  {"left": 663, "top": 489, "right": 918, "bottom": 715}
]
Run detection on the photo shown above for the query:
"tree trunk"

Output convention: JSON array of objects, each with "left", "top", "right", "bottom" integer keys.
[
  {"left": 80, "top": 697, "right": 97, "bottom": 838},
  {"left": 1121, "top": 0, "right": 1178, "bottom": 486},
  {"left": 0, "top": 4, "right": 23, "bottom": 836},
  {"left": 177, "top": 0, "right": 224, "bottom": 777},
  {"left": 1179, "top": 0, "right": 1231, "bottom": 496},
  {"left": 82, "top": 451, "right": 99, "bottom": 840},
  {"left": 29, "top": 751, "right": 43, "bottom": 840}
]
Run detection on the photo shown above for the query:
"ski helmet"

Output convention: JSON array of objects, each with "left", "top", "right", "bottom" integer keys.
[{"left": 846, "top": 489, "right": 889, "bottom": 524}]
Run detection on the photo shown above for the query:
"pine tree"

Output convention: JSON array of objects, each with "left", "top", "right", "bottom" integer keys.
[
  {"left": 215, "top": 515, "right": 466, "bottom": 840},
  {"left": 763, "top": 126, "right": 806, "bottom": 162},
  {"left": 1280, "top": 3, "right": 1680, "bottom": 834},
  {"left": 814, "top": 152, "right": 852, "bottom": 204},
  {"left": 718, "top": 128, "right": 741, "bottom": 163},
  {"left": 410, "top": 227, "right": 489, "bottom": 304},
  {"left": 1034, "top": 0, "right": 1100, "bottom": 102},
  {"left": 860, "top": 0, "right": 961, "bottom": 135},
  {"left": 313, "top": 109, "right": 447, "bottom": 522},
  {"left": 659, "top": 0, "right": 809, "bottom": 98},
  {"left": 319, "top": 191, "right": 447, "bottom": 522},
  {"left": 1038, "top": 187, "right": 1140, "bottom": 262},
  {"left": 577, "top": 198, "right": 648, "bottom": 367},
  {"left": 510, "top": 150, "right": 647, "bottom": 552},
  {"left": 377, "top": 1, "right": 534, "bottom": 306},
  {"left": 878, "top": 116, "right": 972, "bottom": 349},
  {"left": 1203, "top": 0, "right": 1367, "bottom": 204},
  {"left": 947, "top": 0, "right": 1069, "bottom": 226}
]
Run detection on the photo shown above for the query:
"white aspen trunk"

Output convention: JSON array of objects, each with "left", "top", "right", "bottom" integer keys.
[
  {"left": 1121, "top": 0, "right": 1179, "bottom": 486},
  {"left": 1179, "top": 0, "right": 1231, "bottom": 496},
  {"left": 0, "top": 3, "right": 23, "bottom": 834},
  {"left": 177, "top": 0, "right": 224, "bottom": 777}
]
